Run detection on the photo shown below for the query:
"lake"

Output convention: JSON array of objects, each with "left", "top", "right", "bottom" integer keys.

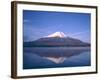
[{"left": 23, "top": 47, "right": 91, "bottom": 69}]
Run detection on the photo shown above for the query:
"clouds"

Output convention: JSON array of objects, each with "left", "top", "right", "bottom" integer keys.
[
  {"left": 23, "top": 25, "right": 53, "bottom": 41},
  {"left": 23, "top": 19, "right": 30, "bottom": 23},
  {"left": 70, "top": 30, "right": 90, "bottom": 36},
  {"left": 68, "top": 31, "right": 90, "bottom": 43}
]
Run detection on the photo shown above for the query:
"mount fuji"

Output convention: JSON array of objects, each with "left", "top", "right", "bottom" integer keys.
[
  {"left": 46, "top": 31, "right": 66, "bottom": 38},
  {"left": 24, "top": 32, "right": 90, "bottom": 47}
]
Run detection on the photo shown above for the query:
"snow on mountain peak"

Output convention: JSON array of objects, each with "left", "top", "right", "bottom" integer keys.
[{"left": 46, "top": 32, "right": 66, "bottom": 38}]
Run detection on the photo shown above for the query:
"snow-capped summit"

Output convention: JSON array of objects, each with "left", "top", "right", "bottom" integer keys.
[{"left": 46, "top": 31, "right": 66, "bottom": 38}]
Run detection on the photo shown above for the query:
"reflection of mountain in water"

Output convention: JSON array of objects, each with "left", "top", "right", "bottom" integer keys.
[
  {"left": 44, "top": 57, "right": 66, "bottom": 64},
  {"left": 24, "top": 47, "right": 90, "bottom": 64}
]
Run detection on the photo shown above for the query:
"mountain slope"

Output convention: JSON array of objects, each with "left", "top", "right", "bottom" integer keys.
[{"left": 24, "top": 37, "right": 90, "bottom": 47}]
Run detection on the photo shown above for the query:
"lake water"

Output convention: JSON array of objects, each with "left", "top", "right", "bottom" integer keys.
[{"left": 23, "top": 47, "right": 91, "bottom": 69}]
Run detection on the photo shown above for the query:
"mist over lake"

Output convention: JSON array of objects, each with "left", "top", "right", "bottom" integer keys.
[{"left": 23, "top": 47, "right": 91, "bottom": 69}]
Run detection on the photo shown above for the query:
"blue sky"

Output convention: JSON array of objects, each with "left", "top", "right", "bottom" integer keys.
[{"left": 23, "top": 10, "right": 91, "bottom": 43}]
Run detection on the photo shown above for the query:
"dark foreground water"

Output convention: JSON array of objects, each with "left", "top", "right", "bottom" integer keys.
[{"left": 23, "top": 47, "right": 91, "bottom": 69}]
